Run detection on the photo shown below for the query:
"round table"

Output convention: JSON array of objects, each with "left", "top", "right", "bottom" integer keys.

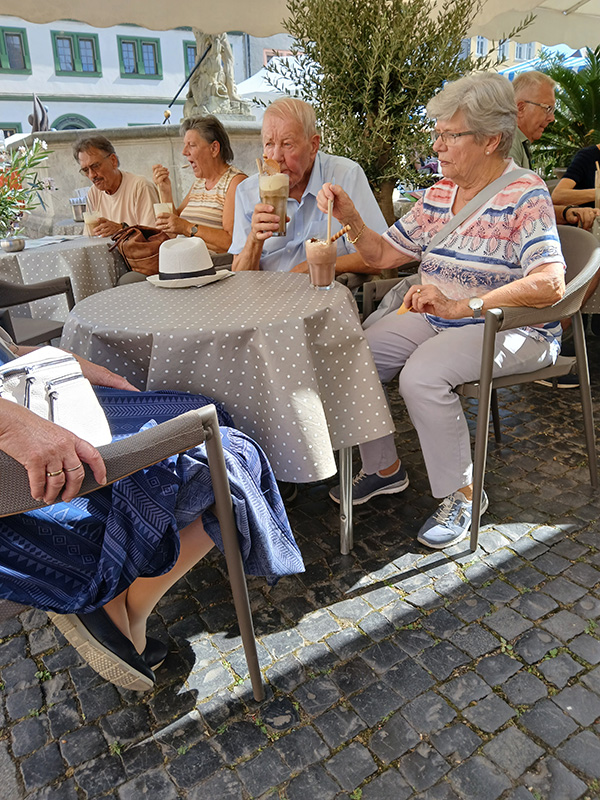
[{"left": 61, "top": 272, "right": 394, "bottom": 488}]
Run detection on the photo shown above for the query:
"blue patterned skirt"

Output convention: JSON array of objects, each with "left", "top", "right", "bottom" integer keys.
[{"left": 0, "top": 389, "right": 304, "bottom": 613}]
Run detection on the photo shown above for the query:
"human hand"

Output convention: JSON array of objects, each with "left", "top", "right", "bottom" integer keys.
[
  {"left": 290, "top": 260, "right": 309, "bottom": 273},
  {"left": 152, "top": 164, "right": 171, "bottom": 188},
  {"left": 570, "top": 207, "right": 599, "bottom": 231},
  {"left": 155, "top": 212, "right": 187, "bottom": 236},
  {"left": 73, "top": 356, "right": 139, "bottom": 391},
  {"left": 404, "top": 284, "right": 467, "bottom": 319},
  {"left": 94, "top": 218, "right": 122, "bottom": 237},
  {"left": 316, "top": 182, "right": 356, "bottom": 224},
  {"left": 0, "top": 400, "right": 106, "bottom": 504},
  {"left": 250, "top": 203, "right": 287, "bottom": 242}
]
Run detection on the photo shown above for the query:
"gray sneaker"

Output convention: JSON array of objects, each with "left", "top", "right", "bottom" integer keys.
[
  {"left": 417, "top": 490, "right": 489, "bottom": 549},
  {"left": 329, "top": 465, "right": 409, "bottom": 506}
]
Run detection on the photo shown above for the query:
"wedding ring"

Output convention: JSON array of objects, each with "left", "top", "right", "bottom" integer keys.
[
  {"left": 46, "top": 469, "right": 64, "bottom": 477},
  {"left": 65, "top": 464, "right": 83, "bottom": 472}
]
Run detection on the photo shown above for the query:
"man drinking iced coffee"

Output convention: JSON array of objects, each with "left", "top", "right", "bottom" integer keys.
[{"left": 230, "top": 98, "right": 387, "bottom": 274}]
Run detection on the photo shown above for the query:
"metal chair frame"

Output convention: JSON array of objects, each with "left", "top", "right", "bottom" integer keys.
[{"left": 0, "top": 276, "right": 75, "bottom": 345}]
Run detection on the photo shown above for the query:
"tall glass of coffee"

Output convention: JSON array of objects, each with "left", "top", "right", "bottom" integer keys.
[
  {"left": 305, "top": 239, "right": 337, "bottom": 290},
  {"left": 259, "top": 172, "right": 289, "bottom": 237}
]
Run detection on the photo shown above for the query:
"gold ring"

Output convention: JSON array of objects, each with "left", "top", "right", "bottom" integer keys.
[
  {"left": 46, "top": 469, "right": 64, "bottom": 477},
  {"left": 65, "top": 464, "right": 83, "bottom": 472}
]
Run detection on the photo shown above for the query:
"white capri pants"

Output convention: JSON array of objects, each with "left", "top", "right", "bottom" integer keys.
[{"left": 359, "top": 311, "right": 556, "bottom": 498}]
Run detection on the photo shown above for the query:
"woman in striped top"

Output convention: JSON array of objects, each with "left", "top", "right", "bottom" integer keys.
[{"left": 153, "top": 116, "right": 246, "bottom": 253}]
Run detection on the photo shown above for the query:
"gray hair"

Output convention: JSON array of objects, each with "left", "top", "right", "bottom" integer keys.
[
  {"left": 512, "top": 70, "right": 556, "bottom": 99},
  {"left": 73, "top": 135, "right": 119, "bottom": 165},
  {"left": 180, "top": 115, "right": 234, "bottom": 164},
  {"left": 263, "top": 98, "right": 318, "bottom": 140},
  {"left": 426, "top": 72, "right": 517, "bottom": 158}
]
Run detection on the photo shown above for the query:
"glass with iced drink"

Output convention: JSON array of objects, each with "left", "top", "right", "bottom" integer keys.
[
  {"left": 305, "top": 238, "right": 337, "bottom": 290},
  {"left": 154, "top": 202, "right": 173, "bottom": 218},
  {"left": 259, "top": 172, "right": 289, "bottom": 236},
  {"left": 82, "top": 211, "right": 100, "bottom": 236}
]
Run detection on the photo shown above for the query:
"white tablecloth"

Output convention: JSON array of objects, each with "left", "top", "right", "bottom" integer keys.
[
  {"left": 0, "top": 237, "right": 127, "bottom": 320},
  {"left": 61, "top": 272, "right": 395, "bottom": 482}
]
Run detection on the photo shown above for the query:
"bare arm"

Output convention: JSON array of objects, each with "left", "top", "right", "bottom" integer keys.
[
  {"left": 405, "top": 263, "right": 565, "bottom": 319},
  {"left": 317, "top": 183, "right": 416, "bottom": 271},
  {"left": 14, "top": 344, "right": 138, "bottom": 391},
  {"left": 290, "top": 251, "right": 382, "bottom": 275},
  {"left": 231, "top": 201, "right": 279, "bottom": 271},
  {"left": 552, "top": 178, "right": 595, "bottom": 207},
  {"left": 554, "top": 204, "right": 599, "bottom": 231}
]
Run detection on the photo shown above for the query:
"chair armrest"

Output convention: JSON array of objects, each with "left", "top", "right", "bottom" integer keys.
[
  {"left": 0, "top": 406, "right": 219, "bottom": 518},
  {"left": 496, "top": 247, "right": 600, "bottom": 332},
  {"left": 0, "top": 277, "right": 75, "bottom": 309}
]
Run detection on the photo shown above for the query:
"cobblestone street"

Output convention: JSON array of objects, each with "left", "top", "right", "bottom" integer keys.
[{"left": 1, "top": 339, "right": 600, "bottom": 800}]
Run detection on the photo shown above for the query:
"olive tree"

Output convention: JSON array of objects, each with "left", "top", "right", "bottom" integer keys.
[{"left": 269, "top": 0, "right": 529, "bottom": 222}]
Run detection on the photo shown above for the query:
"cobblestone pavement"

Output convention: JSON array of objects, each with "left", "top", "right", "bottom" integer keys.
[{"left": 2, "top": 340, "right": 600, "bottom": 800}]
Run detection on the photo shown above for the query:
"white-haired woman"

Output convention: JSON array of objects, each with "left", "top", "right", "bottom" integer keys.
[{"left": 320, "top": 72, "right": 566, "bottom": 548}]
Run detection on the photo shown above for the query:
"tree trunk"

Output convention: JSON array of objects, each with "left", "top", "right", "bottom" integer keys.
[{"left": 374, "top": 179, "right": 398, "bottom": 278}]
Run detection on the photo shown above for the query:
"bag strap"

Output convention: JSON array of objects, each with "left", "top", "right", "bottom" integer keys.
[{"left": 423, "top": 168, "right": 529, "bottom": 257}]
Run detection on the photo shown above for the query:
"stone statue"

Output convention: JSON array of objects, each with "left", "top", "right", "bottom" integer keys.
[{"left": 183, "top": 31, "right": 252, "bottom": 119}]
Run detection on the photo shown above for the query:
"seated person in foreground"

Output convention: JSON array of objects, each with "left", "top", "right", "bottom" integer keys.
[
  {"left": 152, "top": 116, "right": 246, "bottom": 253},
  {"left": 74, "top": 135, "right": 159, "bottom": 236},
  {"left": 229, "top": 97, "right": 388, "bottom": 274},
  {"left": 0, "top": 329, "right": 303, "bottom": 692},
  {"left": 323, "top": 73, "right": 565, "bottom": 549}
]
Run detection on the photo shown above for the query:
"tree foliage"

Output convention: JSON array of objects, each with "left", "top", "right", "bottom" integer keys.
[
  {"left": 269, "top": 0, "right": 530, "bottom": 221},
  {"left": 534, "top": 46, "right": 600, "bottom": 172}
]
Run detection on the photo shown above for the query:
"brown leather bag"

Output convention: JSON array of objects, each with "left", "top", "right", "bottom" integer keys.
[{"left": 110, "top": 226, "right": 170, "bottom": 276}]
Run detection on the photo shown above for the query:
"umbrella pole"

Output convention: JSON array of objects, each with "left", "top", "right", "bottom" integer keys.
[{"left": 162, "top": 43, "right": 212, "bottom": 123}]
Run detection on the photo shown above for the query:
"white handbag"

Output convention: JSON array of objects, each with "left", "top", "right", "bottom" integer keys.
[{"left": 0, "top": 346, "right": 112, "bottom": 447}]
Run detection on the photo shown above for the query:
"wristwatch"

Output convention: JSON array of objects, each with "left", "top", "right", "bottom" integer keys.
[
  {"left": 468, "top": 297, "right": 484, "bottom": 318},
  {"left": 189, "top": 225, "right": 198, "bottom": 237}
]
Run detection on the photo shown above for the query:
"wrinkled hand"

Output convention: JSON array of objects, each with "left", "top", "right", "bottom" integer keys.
[
  {"left": 571, "top": 207, "right": 599, "bottom": 231},
  {"left": 155, "top": 212, "right": 188, "bottom": 236},
  {"left": 316, "top": 182, "right": 356, "bottom": 223},
  {"left": 93, "top": 218, "right": 122, "bottom": 238},
  {"left": 251, "top": 203, "right": 287, "bottom": 241},
  {"left": 74, "top": 356, "right": 139, "bottom": 391},
  {"left": 290, "top": 260, "right": 309, "bottom": 273},
  {"left": 152, "top": 164, "right": 171, "bottom": 189},
  {"left": 0, "top": 400, "right": 106, "bottom": 504},
  {"left": 404, "top": 284, "right": 467, "bottom": 319}
]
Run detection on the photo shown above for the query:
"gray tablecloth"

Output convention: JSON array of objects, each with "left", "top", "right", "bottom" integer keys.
[
  {"left": 0, "top": 237, "right": 127, "bottom": 321},
  {"left": 61, "top": 272, "right": 395, "bottom": 482}
]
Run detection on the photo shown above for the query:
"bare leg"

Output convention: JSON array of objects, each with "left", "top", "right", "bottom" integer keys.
[{"left": 103, "top": 517, "right": 214, "bottom": 653}]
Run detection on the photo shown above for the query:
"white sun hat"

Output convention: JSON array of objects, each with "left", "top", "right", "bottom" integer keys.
[{"left": 147, "top": 237, "right": 232, "bottom": 289}]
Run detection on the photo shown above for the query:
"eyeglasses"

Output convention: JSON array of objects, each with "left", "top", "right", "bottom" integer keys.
[
  {"left": 431, "top": 130, "right": 476, "bottom": 145},
  {"left": 523, "top": 100, "right": 555, "bottom": 116},
  {"left": 79, "top": 154, "right": 112, "bottom": 177}
]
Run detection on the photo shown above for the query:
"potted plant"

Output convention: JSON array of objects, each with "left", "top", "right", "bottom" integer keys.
[{"left": 0, "top": 138, "right": 54, "bottom": 251}]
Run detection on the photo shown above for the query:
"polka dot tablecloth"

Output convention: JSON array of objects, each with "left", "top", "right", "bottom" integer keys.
[
  {"left": 0, "top": 238, "right": 127, "bottom": 321},
  {"left": 61, "top": 272, "right": 395, "bottom": 482}
]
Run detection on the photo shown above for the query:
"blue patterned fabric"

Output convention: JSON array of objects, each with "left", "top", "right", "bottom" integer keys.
[{"left": 0, "top": 389, "right": 304, "bottom": 613}]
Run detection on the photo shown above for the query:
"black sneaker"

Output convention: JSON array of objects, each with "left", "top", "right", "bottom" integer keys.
[{"left": 329, "top": 465, "right": 409, "bottom": 505}]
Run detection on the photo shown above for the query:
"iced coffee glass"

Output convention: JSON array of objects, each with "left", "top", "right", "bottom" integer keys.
[
  {"left": 154, "top": 202, "right": 173, "bottom": 219},
  {"left": 83, "top": 211, "right": 100, "bottom": 236},
  {"left": 305, "top": 239, "right": 337, "bottom": 290},
  {"left": 259, "top": 172, "right": 289, "bottom": 236}
]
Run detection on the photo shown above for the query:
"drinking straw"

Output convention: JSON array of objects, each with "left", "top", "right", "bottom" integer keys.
[
  {"left": 256, "top": 158, "right": 264, "bottom": 176},
  {"left": 327, "top": 198, "right": 333, "bottom": 244}
]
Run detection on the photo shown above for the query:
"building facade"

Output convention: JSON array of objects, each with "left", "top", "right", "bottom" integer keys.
[{"left": 0, "top": 15, "right": 292, "bottom": 137}]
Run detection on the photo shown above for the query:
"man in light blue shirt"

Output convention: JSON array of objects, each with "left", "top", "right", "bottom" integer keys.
[{"left": 230, "top": 98, "right": 387, "bottom": 273}]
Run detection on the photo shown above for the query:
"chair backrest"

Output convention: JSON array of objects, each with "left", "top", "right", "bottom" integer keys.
[{"left": 0, "top": 277, "right": 75, "bottom": 310}]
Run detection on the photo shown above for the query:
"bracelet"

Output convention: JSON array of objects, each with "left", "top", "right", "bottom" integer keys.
[
  {"left": 563, "top": 205, "right": 579, "bottom": 226},
  {"left": 347, "top": 222, "right": 366, "bottom": 244}
]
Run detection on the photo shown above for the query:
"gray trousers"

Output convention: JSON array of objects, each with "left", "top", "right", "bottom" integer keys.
[{"left": 359, "top": 312, "right": 556, "bottom": 498}]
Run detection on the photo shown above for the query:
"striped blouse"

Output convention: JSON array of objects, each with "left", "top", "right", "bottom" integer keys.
[{"left": 182, "top": 165, "right": 245, "bottom": 229}]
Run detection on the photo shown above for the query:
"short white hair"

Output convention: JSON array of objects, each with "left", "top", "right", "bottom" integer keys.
[
  {"left": 426, "top": 72, "right": 517, "bottom": 158},
  {"left": 263, "top": 98, "right": 318, "bottom": 139},
  {"left": 512, "top": 70, "right": 556, "bottom": 100}
]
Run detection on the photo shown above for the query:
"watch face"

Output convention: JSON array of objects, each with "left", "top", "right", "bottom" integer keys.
[{"left": 469, "top": 298, "right": 483, "bottom": 310}]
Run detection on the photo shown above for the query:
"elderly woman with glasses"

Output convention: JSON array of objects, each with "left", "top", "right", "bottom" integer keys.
[{"left": 319, "top": 72, "right": 566, "bottom": 549}]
